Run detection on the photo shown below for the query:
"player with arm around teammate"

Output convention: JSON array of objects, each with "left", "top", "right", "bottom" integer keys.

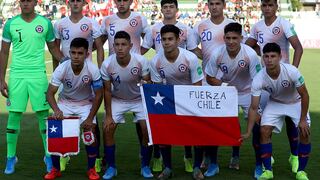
[
  {"left": 242, "top": 43, "right": 311, "bottom": 180},
  {"left": 150, "top": 24, "right": 204, "bottom": 180},
  {"left": 45, "top": 38, "right": 103, "bottom": 180},
  {"left": 205, "top": 22, "right": 266, "bottom": 179},
  {"left": 100, "top": 31, "right": 153, "bottom": 180}
]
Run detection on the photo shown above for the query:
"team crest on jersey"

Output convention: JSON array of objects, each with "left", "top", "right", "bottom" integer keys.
[
  {"left": 238, "top": 60, "right": 247, "bottom": 68},
  {"left": 159, "top": 68, "right": 165, "bottom": 78},
  {"left": 131, "top": 67, "right": 140, "bottom": 75},
  {"left": 80, "top": 24, "right": 89, "bottom": 32},
  {"left": 272, "top": 27, "right": 281, "bottom": 35},
  {"left": 281, "top": 80, "right": 290, "bottom": 88},
  {"left": 35, "top": 25, "right": 44, "bottom": 33},
  {"left": 178, "top": 64, "right": 188, "bottom": 73},
  {"left": 82, "top": 75, "right": 90, "bottom": 83},
  {"left": 129, "top": 19, "right": 138, "bottom": 27}
]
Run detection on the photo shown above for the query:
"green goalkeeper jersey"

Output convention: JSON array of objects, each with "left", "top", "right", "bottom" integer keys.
[{"left": 2, "top": 14, "right": 55, "bottom": 78}]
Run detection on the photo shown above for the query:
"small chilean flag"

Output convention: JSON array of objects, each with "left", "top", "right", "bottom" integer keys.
[
  {"left": 47, "top": 117, "right": 80, "bottom": 156},
  {"left": 141, "top": 84, "right": 241, "bottom": 146}
]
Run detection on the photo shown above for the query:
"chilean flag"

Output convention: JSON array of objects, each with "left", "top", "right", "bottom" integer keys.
[
  {"left": 141, "top": 84, "right": 241, "bottom": 146},
  {"left": 47, "top": 117, "right": 80, "bottom": 156}
]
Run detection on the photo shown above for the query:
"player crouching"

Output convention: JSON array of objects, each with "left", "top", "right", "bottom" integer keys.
[{"left": 44, "top": 38, "right": 103, "bottom": 180}]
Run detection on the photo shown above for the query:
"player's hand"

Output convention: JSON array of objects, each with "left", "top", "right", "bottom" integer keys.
[
  {"left": 104, "top": 116, "right": 115, "bottom": 132},
  {"left": 53, "top": 109, "right": 64, "bottom": 120},
  {"left": 0, "top": 80, "right": 9, "bottom": 98},
  {"left": 298, "top": 119, "right": 310, "bottom": 137},
  {"left": 239, "top": 132, "right": 251, "bottom": 142},
  {"left": 81, "top": 119, "right": 94, "bottom": 130}
]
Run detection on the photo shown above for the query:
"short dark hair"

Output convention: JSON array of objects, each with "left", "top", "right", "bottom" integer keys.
[
  {"left": 160, "top": 24, "right": 180, "bottom": 38},
  {"left": 161, "top": 0, "right": 178, "bottom": 8},
  {"left": 114, "top": 31, "right": 131, "bottom": 42},
  {"left": 263, "top": 43, "right": 281, "bottom": 54},
  {"left": 224, "top": 22, "right": 242, "bottom": 35},
  {"left": 70, "top": 38, "right": 89, "bottom": 50},
  {"left": 208, "top": 0, "right": 225, "bottom": 4},
  {"left": 261, "top": 0, "right": 278, "bottom": 4}
]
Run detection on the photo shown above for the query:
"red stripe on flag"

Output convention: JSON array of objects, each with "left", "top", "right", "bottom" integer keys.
[
  {"left": 48, "top": 137, "right": 79, "bottom": 155},
  {"left": 148, "top": 114, "right": 241, "bottom": 146}
]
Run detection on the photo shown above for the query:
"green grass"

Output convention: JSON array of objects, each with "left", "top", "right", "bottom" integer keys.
[{"left": 0, "top": 49, "right": 319, "bottom": 179}]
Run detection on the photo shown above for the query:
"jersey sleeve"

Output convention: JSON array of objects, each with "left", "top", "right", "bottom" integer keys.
[
  {"left": 141, "top": 56, "right": 150, "bottom": 77},
  {"left": 189, "top": 53, "right": 204, "bottom": 83},
  {"left": 46, "top": 19, "right": 55, "bottom": 42},
  {"left": 100, "top": 17, "right": 108, "bottom": 35},
  {"left": 141, "top": 15, "right": 149, "bottom": 34},
  {"left": 249, "top": 23, "right": 258, "bottom": 40},
  {"left": 2, "top": 20, "right": 12, "bottom": 42},
  {"left": 141, "top": 27, "right": 153, "bottom": 49},
  {"left": 282, "top": 19, "right": 297, "bottom": 39},
  {"left": 248, "top": 49, "right": 262, "bottom": 79},
  {"left": 186, "top": 26, "right": 198, "bottom": 50},
  {"left": 205, "top": 53, "right": 219, "bottom": 78},
  {"left": 90, "top": 63, "right": 103, "bottom": 90},
  {"left": 53, "top": 21, "right": 61, "bottom": 39},
  {"left": 251, "top": 73, "right": 263, "bottom": 97},
  {"left": 150, "top": 57, "right": 162, "bottom": 83},
  {"left": 51, "top": 63, "right": 64, "bottom": 87},
  {"left": 91, "top": 19, "right": 102, "bottom": 39},
  {"left": 290, "top": 66, "right": 305, "bottom": 88},
  {"left": 100, "top": 59, "right": 111, "bottom": 81}
]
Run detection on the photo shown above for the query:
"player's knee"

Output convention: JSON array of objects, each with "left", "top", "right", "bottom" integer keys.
[{"left": 260, "top": 126, "right": 272, "bottom": 140}]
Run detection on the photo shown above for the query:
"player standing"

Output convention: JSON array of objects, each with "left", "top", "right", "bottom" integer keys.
[
  {"left": 141, "top": 0, "right": 201, "bottom": 58},
  {"left": 205, "top": 22, "right": 263, "bottom": 179},
  {"left": 45, "top": 38, "right": 103, "bottom": 180},
  {"left": 100, "top": 31, "right": 153, "bottom": 179},
  {"left": 245, "top": 0, "right": 304, "bottom": 172},
  {"left": 53, "top": 0, "right": 104, "bottom": 68},
  {"left": 150, "top": 24, "right": 204, "bottom": 180},
  {"left": 53, "top": 0, "right": 104, "bottom": 172},
  {"left": 100, "top": 0, "right": 148, "bottom": 56},
  {"left": 241, "top": 43, "right": 310, "bottom": 180}
]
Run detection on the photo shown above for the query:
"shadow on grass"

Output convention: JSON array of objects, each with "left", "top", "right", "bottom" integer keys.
[{"left": 0, "top": 112, "right": 319, "bottom": 180}]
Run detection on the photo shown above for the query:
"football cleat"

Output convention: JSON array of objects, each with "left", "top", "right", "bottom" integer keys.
[
  {"left": 229, "top": 156, "right": 240, "bottom": 170},
  {"left": 258, "top": 170, "right": 273, "bottom": 180},
  {"left": 141, "top": 166, "right": 154, "bottom": 178},
  {"left": 296, "top": 171, "right": 309, "bottom": 180},
  {"left": 254, "top": 165, "right": 263, "bottom": 179},
  {"left": 184, "top": 156, "right": 193, "bottom": 173},
  {"left": 200, "top": 156, "right": 210, "bottom": 170},
  {"left": 4, "top": 156, "right": 18, "bottom": 174},
  {"left": 60, "top": 156, "right": 70, "bottom": 171},
  {"left": 157, "top": 167, "right": 172, "bottom": 180},
  {"left": 103, "top": 167, "right": 117, "bottom": 180},
  {"left": 152, "top": 157, "right": 163, "bottom": 172},
  {"left": 87, "top": 168, "right": 100, "bottom": 180},
  {"left": 204, "top": 163, "right": 219, "bottom": 177},
  {"left": 289, "top": 154, "right": 299, "bottom": 173},
  {"left": 193, "top": 167, "right": 204, "bottom": 180},
  {"left": 95, "top": 158, "right": 102, "bottom": 173},
  {"left": 44, "top": 167, "right": 61, "bottom": 180}
]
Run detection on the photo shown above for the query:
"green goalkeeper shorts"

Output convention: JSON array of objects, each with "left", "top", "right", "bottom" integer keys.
[{"left": 7, "top": 77, "right": 50, "bottom": 112}]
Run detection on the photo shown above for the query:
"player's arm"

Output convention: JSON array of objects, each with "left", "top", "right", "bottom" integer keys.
[
  {"left": 46, "top": 84, "right": 64, "bottom": 120},
  {"left": 193, "top": 80, "right": 202, "bottom": 86},
  {"left": 245, "top": 37, "right": 260, "bottom": 56},
  {"left": 47, "top": 40, "right": 64, "bottom": 70},
  {"left": 82, "top": 80, "right": 103, "bottom": 130},
  {"left": 52, "top": 39, "right": 61, "bottom": 70},
  {"left": 94, "top": 36, "right": 104, "bottom": 68},
  {"left": 141, "top": 46, "right": 150, "bottom": 55},
  {"left": 205, "top": 56, "right": 222, "bottom": 86},
  {"left": 0, "top": 41, "right": 11, "bottom": 98},
  {"left": 296, "top": 84, "right": 310, "bottom": 137},
  {"left": 190, "top": 47, "right": 203, "bottom": 60},
  {"left": 288, "top": 36, "right": 303, "bottom": 68},
  {"left": 100, "top": 34, "right": 108, "bottom": 46},
  {"left": 241, "top": 95, "right": 260, "bottom": 140},
  {"left": 103, "top": 80, "right": 114, "bottom": 130}
]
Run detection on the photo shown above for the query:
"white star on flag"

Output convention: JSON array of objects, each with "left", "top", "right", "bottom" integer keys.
[
  {"left": 50, "top": 125, "right": 57, "bottom": 133},
  {"left": 151, "top": 92, "right": 165, "bottom": 106}
]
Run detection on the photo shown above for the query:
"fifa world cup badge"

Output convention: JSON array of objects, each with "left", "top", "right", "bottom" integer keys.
[{"left": 82, "top": 131, "right": 95, "bottom": 145}]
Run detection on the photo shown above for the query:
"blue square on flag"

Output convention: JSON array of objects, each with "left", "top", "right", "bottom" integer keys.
[
  {"left": 143, "top": 84, "right": 175, "bottom": 114},
  {"left": 48, "top": 120, "right": 62, "bottom": 138}
]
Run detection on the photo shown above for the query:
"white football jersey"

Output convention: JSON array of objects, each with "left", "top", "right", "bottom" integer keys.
[
  {"left": 142, "top": 21, "right": 198, "bottom": 52},
  {"left": 51, "top": 60, "right": 102, "bottom": 106},
  {"left": 150, "top": 47, "right": 204, "bottom": 85},
  {"left": 192, "top": 18, "right": 246, "bottom": 69},
  {"left": 249, "top": 16, "right": 297, "bottom": 64},
  {"left": 251, "top": 63, "right": 304, "bottom": 104},
  {"left": 100, "top": 53, "right": 150, "bottom": 101},
  {"left": 206, "top": 44, "right": 261, "bottom": 95},
  {"left": 54, "top": 16, "right": 101, "bottom": 58},
  {"left": 100, "top": 12, "right": 148, "bottom": 56}
]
